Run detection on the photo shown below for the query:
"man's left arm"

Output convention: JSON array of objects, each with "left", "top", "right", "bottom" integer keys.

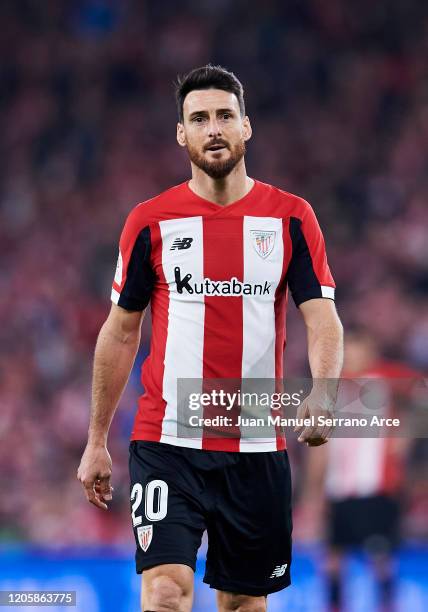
[{"left": 295, "top": 298, "right": 344, "bottom": 445}]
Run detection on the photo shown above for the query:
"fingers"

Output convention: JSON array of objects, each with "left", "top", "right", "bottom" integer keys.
[
  {"left": 296, "top": 403, "right": 319, "bottom": 443},
  {"left": 77, "top": 471, "right": 113, "bottom": 510},
  {"left": 82, "top": 479, "right": 108, "bottom": 510},
  {"left": 294, "top": 395, "right": 336, "bottom": 446},
  {"left": 296, "top": 420, "right": 329, "bottom": 445},
  {"left": 77, "top": 445, "right": 113, "bottom": 510},
  {"left": 298, "top": 422, "right": 329, "bottom": 445},
  {"left": 95, "top": 480, "right": 114, "bottom": 500},
  {"left": 293, "top": 401, "right": 309, "bottom": 435},
  {"left": 306, "top": 437, "right": 328, "bottom": 447},
  {"left": 98, "top": 475, "right": 113, "bottom": 500},
  {"left": 298, "top": 427, "right": 322, "bottom": 444},
  {"left": 320, "top": 420, "right": 334, "bottom": 442}
]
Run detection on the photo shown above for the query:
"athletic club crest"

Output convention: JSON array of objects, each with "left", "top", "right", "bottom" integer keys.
[
  {"left": 250, "top": 230, "right": 276, "bottom": 259},
  {"left": 137, "top": 525, "right": 153, "bottom": 552}
]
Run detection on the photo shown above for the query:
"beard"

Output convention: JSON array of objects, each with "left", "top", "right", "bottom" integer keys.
[{"left": 186, "top": 138, "right": 246, "bottom": 179}]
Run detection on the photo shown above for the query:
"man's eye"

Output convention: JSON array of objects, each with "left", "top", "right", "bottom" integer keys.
[{"left": 192, "top": 116, "right": 205, "bottom": 123}]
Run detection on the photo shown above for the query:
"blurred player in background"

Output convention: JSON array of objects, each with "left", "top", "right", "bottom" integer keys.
[
  {"left": 303, "top": 328, "right": 415, "bottom": 612},
  {"left": 77, "top": 64, "right": 343, "bottom": 612}
]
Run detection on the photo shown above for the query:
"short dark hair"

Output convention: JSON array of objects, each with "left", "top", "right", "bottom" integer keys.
[{"left": 174, "top": 64, "right": 245, "bottom": 122}]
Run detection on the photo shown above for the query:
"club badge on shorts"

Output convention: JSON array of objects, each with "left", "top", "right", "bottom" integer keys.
[
  {"left": 137, "top": 525, "right": 153, "bottom": 552},
  {"left": 250, "top": 230, "right": 276, "bottom": 259}
]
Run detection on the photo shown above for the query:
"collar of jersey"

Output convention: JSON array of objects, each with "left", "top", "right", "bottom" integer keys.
[{"left": 184, "top": 178, "right": 259, "bottom": 211}]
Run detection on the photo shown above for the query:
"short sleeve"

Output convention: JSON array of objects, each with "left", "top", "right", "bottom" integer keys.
[
  {"left": 286, "top": 203, "right": 336, "bottom": 307},
  {"left": 111, "top": 211, "right": 156, "bottom": 311}
]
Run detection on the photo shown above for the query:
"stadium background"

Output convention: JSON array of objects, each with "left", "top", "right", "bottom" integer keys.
[{"left": 1, "top": 0, "right": 427, "bottom": 610}]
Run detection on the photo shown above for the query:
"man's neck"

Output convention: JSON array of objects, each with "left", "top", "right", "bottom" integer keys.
[{"left": 188, "top": 162, "right": 254, "bottom": 206}]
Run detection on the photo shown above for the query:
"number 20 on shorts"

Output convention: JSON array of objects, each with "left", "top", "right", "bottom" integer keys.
[{"left": 131, "top": 480, "right": 169, "bottom": 526}]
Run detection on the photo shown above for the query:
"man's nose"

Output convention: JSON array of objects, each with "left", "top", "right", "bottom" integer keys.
[{"left": 208, "top": 118, "right": 222, "bottom": 137}]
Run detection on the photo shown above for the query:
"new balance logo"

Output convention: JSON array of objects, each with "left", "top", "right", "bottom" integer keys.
[
  {"left": 270, "top": 564, "right": 288, "bottom": 578},
  {"left": 174, "top": 267, "right": 272, "bottom": 296},
  {"left": 170, "top": 237, "right": 193, "bottom": 250}
]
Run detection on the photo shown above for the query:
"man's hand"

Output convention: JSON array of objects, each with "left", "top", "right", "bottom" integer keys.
[
  {"left": 294, "top": 390, "right": 336, "bottom": 446},
  {"left": 77, "top": 444, "right": 113, "bottom": 510}
]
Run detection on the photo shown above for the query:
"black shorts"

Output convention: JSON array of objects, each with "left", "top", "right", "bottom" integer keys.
[
  {"left": 327, "top": 494, "right": 400, "bottom": 553},
  {"left": 129, "top": 440, "right": 293, "bottom": 596}
]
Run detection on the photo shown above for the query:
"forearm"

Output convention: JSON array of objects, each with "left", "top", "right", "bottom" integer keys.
[
  {"left": 307, "top": 315, "right": 344, "bottom": 379},
  {"left": 88, "top": 318, "right": 141, "bottom": 445},
  {"left": 306, "top": 310, "right": 344, "bottom": 408}
]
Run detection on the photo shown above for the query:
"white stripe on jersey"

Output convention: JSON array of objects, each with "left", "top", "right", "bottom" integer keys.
[
  {"left": 321, "top": 285, "right": 335, "bottom": 299},
  {"left": 242, "top": 216, "right": 283, "bottom": 378},
  {"left": 240, "top": 216, "right": 284, "bottom": 451},
  {"left": 239, "top": 439, "right": 280, "bottom": 452},
  {"left": 111, "top": 288, "right": 120, "bottom": 304},
  {"left": 326, "top": 437, "right": 386, "bottom": 499},
  {"left": 159, "top": 216, "right": 205, "bottom": 448}
]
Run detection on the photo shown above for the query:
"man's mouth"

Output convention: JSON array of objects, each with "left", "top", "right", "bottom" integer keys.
[{"left": 206, "top": 143, "right": 228, "bottom": 151}]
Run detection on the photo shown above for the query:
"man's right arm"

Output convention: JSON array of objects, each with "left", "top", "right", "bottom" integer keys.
[{"left": 77, "top": 303, "right": 146, "bottom": 510}]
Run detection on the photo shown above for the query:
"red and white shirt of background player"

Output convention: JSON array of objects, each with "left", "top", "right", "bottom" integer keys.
[
  {"left": 326, "top": 363, "right": 418, "bottom": 499},
  {"left": 111, "top": 179, "right": 335, "bottom": 452}
]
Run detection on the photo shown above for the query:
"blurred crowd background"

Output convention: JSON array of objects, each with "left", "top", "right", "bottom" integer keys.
[{"left": 1, "top": 0, "right": 427, "bottom": 564}]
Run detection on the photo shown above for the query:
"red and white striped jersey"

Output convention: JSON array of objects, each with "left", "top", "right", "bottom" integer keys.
[{"left": 111, "top": 179, "right": 335, "bottom": 451}]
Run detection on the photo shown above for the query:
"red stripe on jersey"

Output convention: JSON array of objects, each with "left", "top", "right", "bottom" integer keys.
[
  {"left": 202, "top": 216, "right": 243, "bottom": 451},
  {"left": 131, "top": 221, "right": 168, "bottom": 442},
  {"left": 380, "top": 436, "right": 403, "bottom": 495}
]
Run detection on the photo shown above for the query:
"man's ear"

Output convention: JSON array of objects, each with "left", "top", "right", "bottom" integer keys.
[
  {"left": 176, "top": 122, "right": 186, "bottom": 147},
  {"left": 242, "top": 116, "right": 252, "bottom": 142}
]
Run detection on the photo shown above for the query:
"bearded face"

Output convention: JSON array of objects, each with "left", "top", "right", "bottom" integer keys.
[{"left": 177, "top": 88, "right": 252, "bottom": 179}]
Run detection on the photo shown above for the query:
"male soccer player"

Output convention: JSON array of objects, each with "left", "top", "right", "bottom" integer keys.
[{"left": 77, "top": 65, "right": 343, "bottom": 612}]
